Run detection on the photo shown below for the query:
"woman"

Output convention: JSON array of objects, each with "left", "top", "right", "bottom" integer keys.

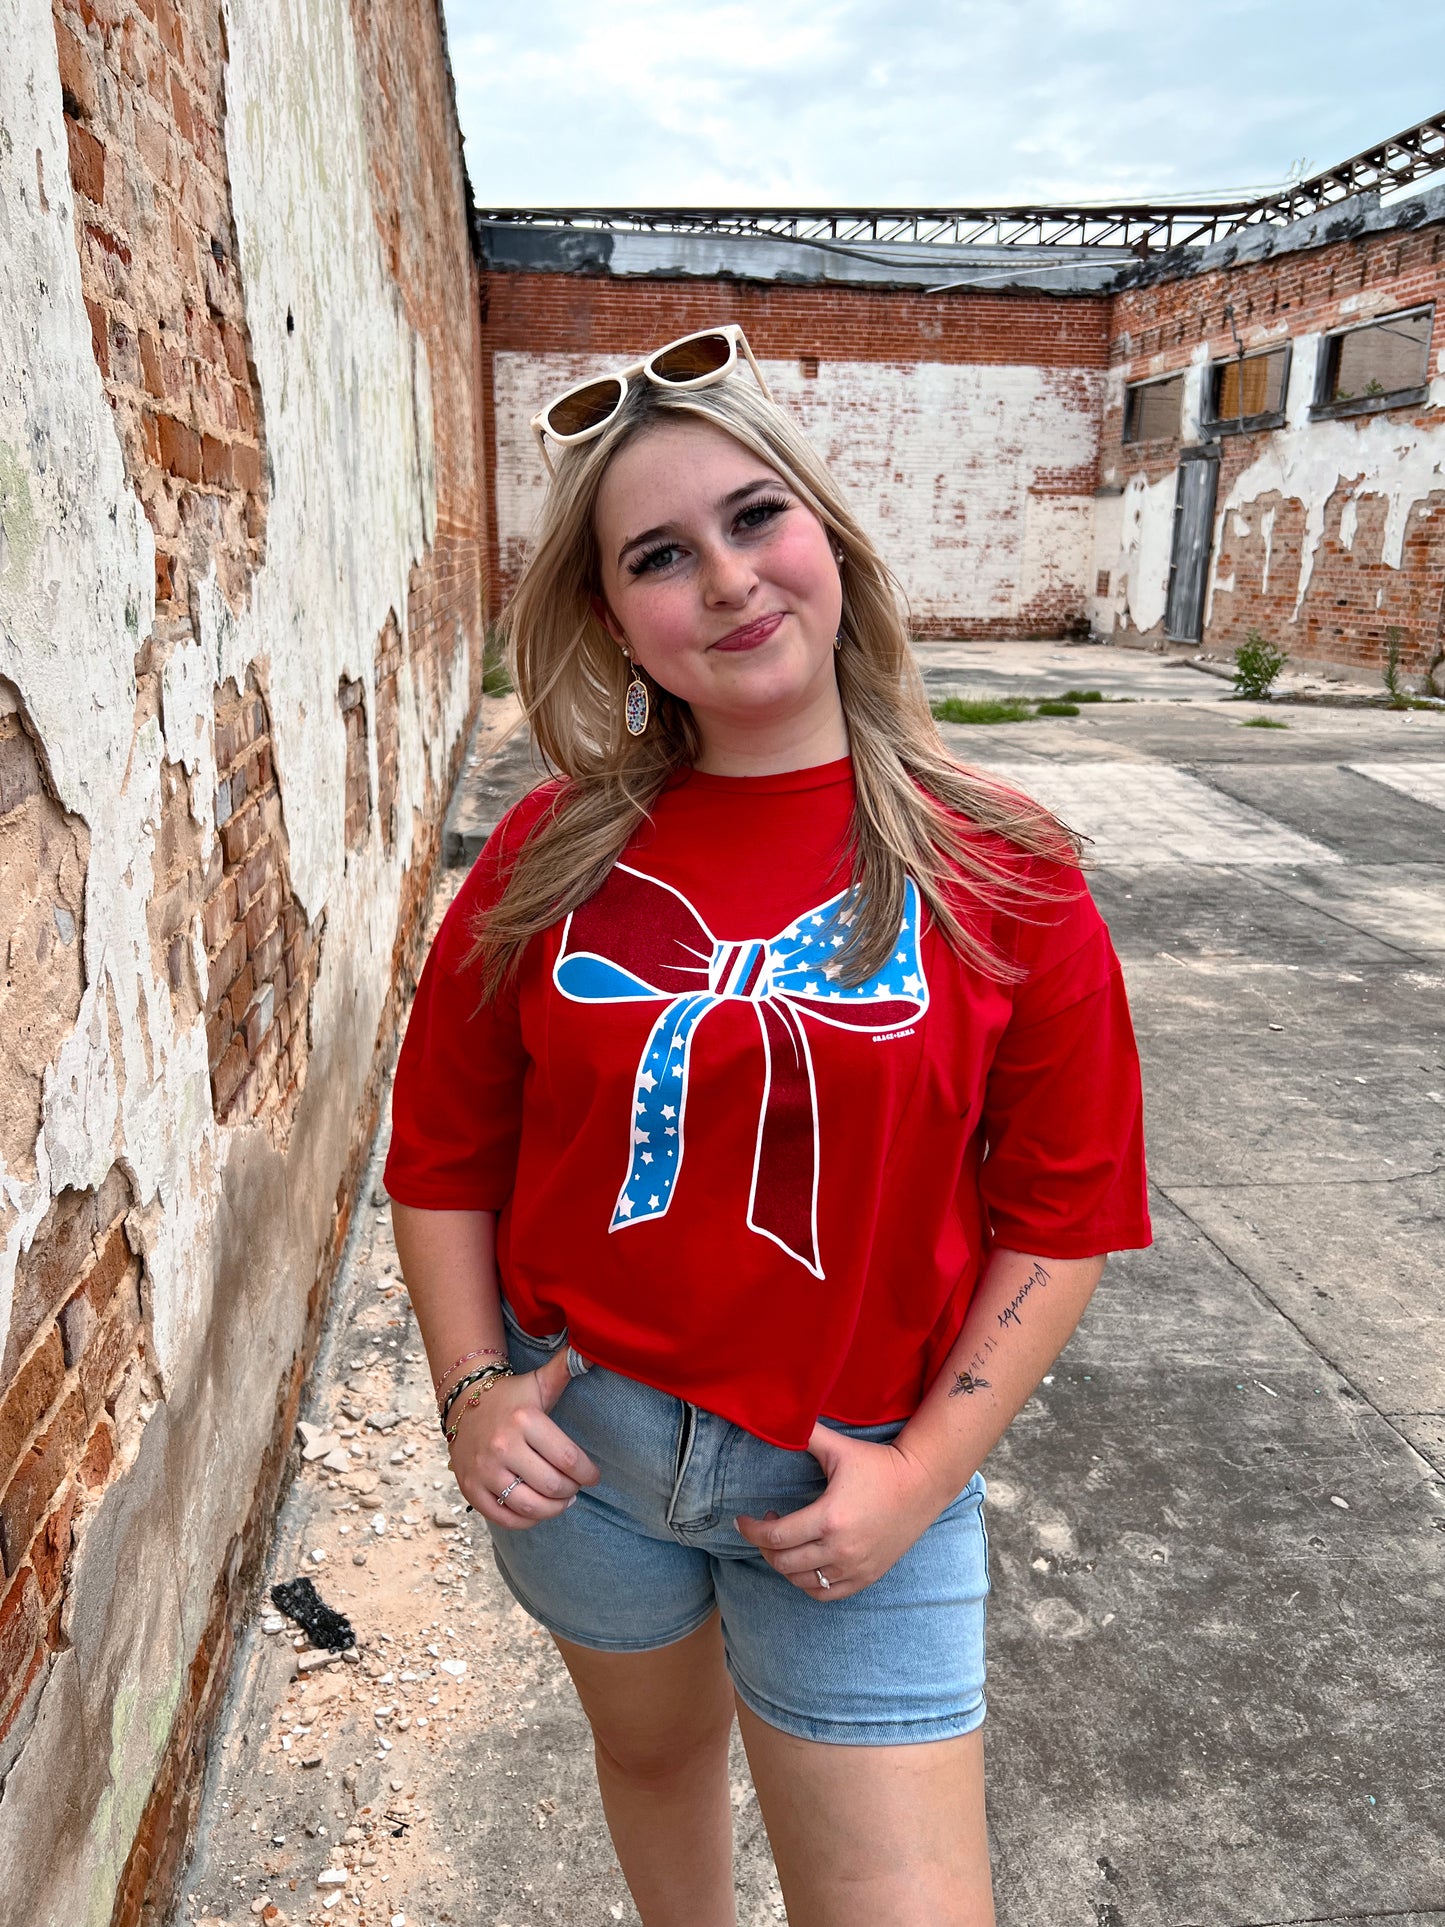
[{"left": 384, "top": 326, "right": 1151, "bottom": 1927}]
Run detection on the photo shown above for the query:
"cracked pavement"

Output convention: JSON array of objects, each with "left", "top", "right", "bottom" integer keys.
[{"left": 177, "top": 647, "right": 1444, "bottom": 1927}]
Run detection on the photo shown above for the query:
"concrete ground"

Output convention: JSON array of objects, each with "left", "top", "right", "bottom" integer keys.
[{"left": 176, "top": 641, "right": 1445, "bottom": 1927}]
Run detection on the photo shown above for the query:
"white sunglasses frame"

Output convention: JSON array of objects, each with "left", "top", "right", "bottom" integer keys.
[{"left": 529, "top": 324, "right": 774, "bottom": 475}]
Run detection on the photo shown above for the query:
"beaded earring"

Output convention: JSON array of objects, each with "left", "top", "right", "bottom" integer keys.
[{"left": 623, "top": 656, "right": 650, "bottom": 736}]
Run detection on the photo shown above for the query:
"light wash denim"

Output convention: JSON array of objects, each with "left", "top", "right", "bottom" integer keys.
[{"left": 484, "top": 1293, "right": 990, "bottom": 1746}]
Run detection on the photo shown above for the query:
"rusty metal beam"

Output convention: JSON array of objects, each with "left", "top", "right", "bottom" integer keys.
[{"left": 477, "top": 109, "right": 1445, "bottom": 255}]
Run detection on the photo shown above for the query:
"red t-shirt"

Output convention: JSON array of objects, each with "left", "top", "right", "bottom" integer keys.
[{"left": 384, "top": 755, "right": 1151, "bottom": 1449}]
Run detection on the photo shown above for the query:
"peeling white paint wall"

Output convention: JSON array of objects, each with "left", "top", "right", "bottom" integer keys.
[
  {"left": 0, "top": 0, "right": 158, "bottom": 1364},
  {"left": 0, "top": 0, "right": 473, "bottom": 1915},
  {"left": 1218, "top": 334, "right": 1445, "bottom": 617},
  {"left": 1099, "top": 329, "right": 1445, "bottom": 648},
  {"left": 493, "top": 352, "right": 1104, "bottom": 627}
]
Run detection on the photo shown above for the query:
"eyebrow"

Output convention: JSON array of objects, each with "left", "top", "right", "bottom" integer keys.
[{"left": 616, "top": 477, "right": 786, "bottom": 566}]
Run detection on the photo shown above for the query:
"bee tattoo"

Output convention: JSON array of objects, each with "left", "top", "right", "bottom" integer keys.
[{"left": 949, "top": 1369, "right": 991, "bottom": 1397}]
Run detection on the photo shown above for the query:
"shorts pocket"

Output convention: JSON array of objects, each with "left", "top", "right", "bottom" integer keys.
[
  {"left": 499, "top": 1292, "right": 567, "bottom": 1356},
  {"left": 816, "top": 1414, "right": 908, "bottom": 1445}
]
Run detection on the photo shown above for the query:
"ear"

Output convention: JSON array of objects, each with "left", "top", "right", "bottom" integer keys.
[{"left": 590, "top": 593, "right": 628, "bottom": 652}]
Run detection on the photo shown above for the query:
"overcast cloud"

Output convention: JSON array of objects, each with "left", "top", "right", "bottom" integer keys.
[{"left": 441, "top": 0, "right": 1443, "bottom": 210}]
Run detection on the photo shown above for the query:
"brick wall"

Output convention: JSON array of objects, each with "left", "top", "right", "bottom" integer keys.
[
  {"left": 481, "top": 216, "right": 1445, "bottom": 673},
  {"left": 0, "top": 0, "right": 485, "bottom": 1918},
  {"left": 205, "top": 672, "right": 325, "bottom": 1140},
  {"left": 373, "top": 610, "right": 403, "bottom": 856},
  {"left": 0, "top": 1166, "right": 147, "bottom": 1770},
  {"left": 483, "top": 274, "right": 1110, "bottom": 637},
  {"left": 1099, "top": 218, "right": 1445, "bottom": 677},
  {"left": 54, "top": 0, "right": 268, "bottom": 619}
]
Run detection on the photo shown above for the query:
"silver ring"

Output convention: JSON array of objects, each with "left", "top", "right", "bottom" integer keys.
[
  {"left": 815, "top": 1568, "right": 831, "bottom": 1589},
  {"left": 497, "top": 1477, "right": 522, "bottom": 1507}
]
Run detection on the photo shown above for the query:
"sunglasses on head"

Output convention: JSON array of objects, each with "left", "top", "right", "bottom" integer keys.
[{"left": 530, "top": 324, "right": 773, "bottom": 474}]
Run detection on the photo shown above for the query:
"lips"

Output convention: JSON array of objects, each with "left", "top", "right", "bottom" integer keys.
[{"left": 710, "top": 611, "right": 785, "bottom": 652}]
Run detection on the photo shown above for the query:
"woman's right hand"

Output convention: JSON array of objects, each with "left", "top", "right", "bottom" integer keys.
[{"left": 447, "top": 1348, "right": 601, "bottom": 1529}]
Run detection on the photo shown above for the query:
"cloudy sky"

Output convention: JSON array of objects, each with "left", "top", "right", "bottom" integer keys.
[{"left": 441, "top": 0, "right": 1443, "bottom": 210}]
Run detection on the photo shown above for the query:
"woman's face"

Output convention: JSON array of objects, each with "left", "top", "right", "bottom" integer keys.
[{"left": 592, "top": 416, "right": 844, "bottom": 753}]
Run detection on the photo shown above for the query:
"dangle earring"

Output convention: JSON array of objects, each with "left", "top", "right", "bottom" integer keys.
[
  {"left": 834, "top": 628, "right": 843, "bottom": 652},
  {"left": 623, "top": 655, "right": 650, "bottom": 736}
]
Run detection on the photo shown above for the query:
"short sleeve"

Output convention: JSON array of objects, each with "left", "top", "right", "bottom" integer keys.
[
  {"left": 382, "top": 789, "right": 556, "bottom": 1211},
  {"left": 978, "top": 866, "right": 1152, "bottom": 1258}
]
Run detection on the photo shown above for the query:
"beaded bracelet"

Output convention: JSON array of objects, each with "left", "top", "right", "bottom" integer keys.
[
  {"left": 445, "top": 1364, "right": 516, "bottom": 1441},
  {"left": 439, "top": 1364, "right": 503, "bottom": 1433},
  {"left": 434, "top": 1345, "right": 508, "bottom": 1398}
]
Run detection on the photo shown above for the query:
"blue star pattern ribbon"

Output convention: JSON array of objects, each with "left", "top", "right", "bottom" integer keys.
[{"left": 552, "top": 864, "right": 929, "bottom": 1276}]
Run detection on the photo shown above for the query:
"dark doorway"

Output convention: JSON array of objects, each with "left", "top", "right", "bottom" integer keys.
[{"left": 1164, "top": 447, "right": 1220, "bottom": 643}]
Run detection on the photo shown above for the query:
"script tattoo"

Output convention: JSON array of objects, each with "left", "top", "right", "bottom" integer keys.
[
  {"left": 997, "top": 1261, "right": 1051, "bottom": 1332},
  {"left": 949, "top": 1369, "right": 991, "bottom": 1397}
]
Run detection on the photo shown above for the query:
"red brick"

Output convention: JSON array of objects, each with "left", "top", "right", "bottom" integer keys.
[
  {"left": 251, "top": 922, "right": 283, "bottom": 986},
  {"left": 212, "top": 1033, "right": 249, "bottom": 1113},
  {"left": 153, "top": 0, "right": 182, "bottom": 59},
  {"left": 0, "top": 1570, "right": 44, "bottom": 1712},
  {"left": 201, "top": 877, "right": 237, "bottom": 951},
  {"left": 232, "top": 442, "right": 261, "bottom": 493},
  {"left": 0, "top": 1638, "right": 45, "bottom": 1752},
  {"left": 205, "top": 925, "right": 245, "bottom": 1008},
  {"left": 77, "top": 1274, "right": 142, "bottom": 1422},
  {"left": 138, "top": 328, "right": 166, "bottom": 399},
  {"left": 204, "top": 1000, "right": 230, "bottom": 1070},
  {"left": 82, "top": 295, "right": 110, "bottom": 377},
  {"left": 0, "top": 1384, "right": 86, "bottom": 1576},
  {"left": 54, "top": 19, "right": 98, "bottom": 120},
  {"left": 29, "top": 1485, "right": 78, "bottom": 1604},
  {"left": 231, "top": 948, "right": 258, "bottom": 1009},
  {"left": 0, "top": 1330, "right": 67, "bottom": 1491},
  {"left": 76, "top": 1415, "right": 115, "bottom": 1492},
  {"left": 236, "top": 840, "right": 273, "bottom": 910},
  {"left": 4, "top": 1190, "right": 95, "bottom": 1380},
  {"left": 156, "top": 413, "right": 202, "bottom": 483},
  {"left": 59, "top": 1219, "right": 138, "bottom": 1360},
  {"left": 220, "top": 800, "right": 264, "bottom": 869},
  {"left": 65, "top": 117, "right": 106, "bottom": 204},
  {"left": 200, "top": 434, "right": 232, "bottom": 487}
]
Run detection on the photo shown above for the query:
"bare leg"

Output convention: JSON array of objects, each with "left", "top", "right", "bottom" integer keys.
[
  {"left": 551, "top": 1610, "right": 738, "bottom": 1927},
  {"left": 735, "top": 1695, "right": 995, "bottom": 1927}
]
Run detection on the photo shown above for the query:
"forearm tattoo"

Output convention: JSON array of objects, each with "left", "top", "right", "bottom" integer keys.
[
  {"left": 997, "top": 1260, "right": 1050, "bottom": 1332},
  {"left": 949, "top": 1333, "right": 998, "bottom": 1398},
  {"left": 948, "top": 1262, "right": 1053, "bottom": 1395}
]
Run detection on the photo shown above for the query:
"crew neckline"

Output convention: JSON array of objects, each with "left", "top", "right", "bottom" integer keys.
[{"left": 678, "top": 754, "right": 854, "bottom": 795}]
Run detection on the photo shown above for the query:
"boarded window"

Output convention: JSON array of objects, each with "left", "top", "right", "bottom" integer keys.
[
  {"left": 1208, "top": 347, "right": 1288, "bottom": 425},
  {"left": 1123, "top": 374, "right": 1183, "bottom": 444},
  {"left": 1319, "top": 308, "right": 1432, "bottom": 406}
]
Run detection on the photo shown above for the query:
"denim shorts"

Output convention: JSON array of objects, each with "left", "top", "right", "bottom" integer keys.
[{"left": 483, "top": 1294, "right": 991, "bottom": 1747}]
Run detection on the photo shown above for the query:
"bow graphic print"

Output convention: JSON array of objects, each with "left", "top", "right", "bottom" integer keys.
[{"left": 552, "top": 864, "right": 928, "bottom": 1276}]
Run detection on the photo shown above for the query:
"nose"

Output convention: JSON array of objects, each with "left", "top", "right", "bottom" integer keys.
[{"left": 698, "top": 538, "right": 757, "bottom": 607}]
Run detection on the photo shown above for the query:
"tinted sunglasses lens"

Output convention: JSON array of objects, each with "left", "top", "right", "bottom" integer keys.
[
  {"left": 546, "top": 377, "right": 625, "bottom": 438},
  {"left": 650, "top": 333, "right": 732, "bottom": 384}
]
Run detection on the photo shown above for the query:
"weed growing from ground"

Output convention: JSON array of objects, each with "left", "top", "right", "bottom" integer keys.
[
  {"left": 481, "top": 625, "right": 513, "bottom": 696},
  {"left": 930, "top": 697, "right": 1035, "bottom": 725},
  {"left": 1232, "top": 629, "right": 1289, "bottom": 700},
  {"left": 1035, "top": 699, "right": 1081, "bottom": 716},
  {"left": 1241, "top": 716, "right": 1290, "bottom": 728},
  {"left": 1382, "top": 626, "right": 1407, "bottom": 704}
]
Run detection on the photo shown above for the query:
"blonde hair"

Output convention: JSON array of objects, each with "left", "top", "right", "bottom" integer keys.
[{"left": 467, "top": 370, "right": 1081, "bottom": 997}]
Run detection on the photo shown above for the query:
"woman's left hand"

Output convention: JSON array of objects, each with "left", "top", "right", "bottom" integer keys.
[{"left": 733, "top": 1424, "right": 953, "bottom": 1600}]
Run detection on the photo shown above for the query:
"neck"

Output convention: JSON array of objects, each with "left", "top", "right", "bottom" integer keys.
[{"left": 689, "top": 682, "right": 849, "bottom": 779}]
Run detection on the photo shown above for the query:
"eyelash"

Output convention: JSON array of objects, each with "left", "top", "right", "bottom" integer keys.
[{"left": 627, "top": 494, "right": 792, "bottom": 576}]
